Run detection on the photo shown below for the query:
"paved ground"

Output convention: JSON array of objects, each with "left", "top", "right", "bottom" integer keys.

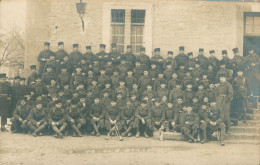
[{"left": 0, "top": 132, "right": 259, "bottom": 165}]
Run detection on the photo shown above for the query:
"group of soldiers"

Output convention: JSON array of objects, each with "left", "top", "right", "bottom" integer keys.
[{"left": 0, "top": 41, "right": 259, "bottom": 146}]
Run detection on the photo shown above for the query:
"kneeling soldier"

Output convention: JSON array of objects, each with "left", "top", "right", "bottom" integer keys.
[
  {"left": 180, "top": 105, "right": 199, "bottom": 143},
  {"left": 121, "top": 99, "right": 135, "bottom": 137},
  {"left": 90, "top": 97, "right": 105, "bottom": 136},
  {"left": 11, "top": 97, "right": 30, "bottom": 133},
  {"left": 207, "top": 99, "right": 226, "bottom": 146},
  {"left": 134, "top": 100, "right": 152, "bottom": 138},
  {"left": 48, "top": 100, "right": 67, "bottom": 138},
  {"left": 105, "top": 98, "right": 121, "bottom": 133},
  {"left": 67, "top": 98, "right": 85, "bottom": 137},
  {"left": 28, "top": 101, "right": 48, "bottom": 136}
]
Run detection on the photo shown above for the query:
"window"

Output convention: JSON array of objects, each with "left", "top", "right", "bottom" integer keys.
[
  {"left": 131, "top": 10, "right": 145, "bottom": 54},
  {"left": 244, "top": 12, "right": 260, "bottom": 36},
  {"left": 111, "top": 9, "right": 125, "bottom": 53},
  {"left": 110, "top": 9, "right": 146, "bottom": 54}
]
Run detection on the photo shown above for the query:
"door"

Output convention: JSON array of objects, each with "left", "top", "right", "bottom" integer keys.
[{"left": 243, "top": 36, "right": 260, "bottom": 57}]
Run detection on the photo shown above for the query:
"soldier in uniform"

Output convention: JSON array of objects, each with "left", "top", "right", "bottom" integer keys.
[
  {"left": 48, "top": 100, "right": 68, "bottom": 138},
  {"left": 172, "top": 96, "right": 184, "bottom": 132},
  {"left": 118, "top": 56, "right": 129, "bottom": 77},
  {"left": 109, "top": 43, "right": 121, "bottom": 66},
  {"left": 169, "top": 82, "right": 183, "bottom": 104},
  {"left": 216, "top": 73, "right": 233, "bottom": 134},
  {"left": 196, "top": 82, "right": 207, "bottom": 103},
  {"left": 100, "top": 80, "right": 114, "bottom": 99},
  {"left": 136, "top": 47, "right": 150, "bottom": 70},
  {"left": 105, "top": 59, "right": 114, "bottom": 76},
  {"left": 151, "top": 48, "right": 164, "bottom": 71},
  {"left": 134, "top": 100, "right": 152, "bottom": 138},
  {"left": 231, "top": 48, "right": 246, "bottom": 76},
  {"left": 163, "top": 102, "right": 175, "bottom": 132},
  {"left": 60, "top": 55, "right": 74, "bottom": 74},
  {"left": 104, "top": 98, "right": 121, "bottom": 132},
  {"left": 149, "top": 62, "right": 159, "bottom": 81},
  {"left": 207, "top": 99, "right": 226, "bottom": 146},
  {"left": 220, "top": 50, "right": 232, "bottom": 69},
  {"left": 232, "top": 69, "right": 251, "bottom": 122},
  {"left": 90, "top": 97, "right": 105, "bottom": 136},
  {"left": 55, "top": 41, "right": 69, "bottom": 63},
  {"left": 157, "top": 80, "right": 169, "bottom": 99},
  {"left": 167, "top": 72, "right": 178, "bottom": 90},
  {"left": 28, "top": 101, "right": 48, "bottom": 136},
  {"left": 70, "top": 66, "right": 86, "bottom": 89},
  {"left": 198, "top": 103, "right": 209, "bottom": 143},
  {"left": 96, "top": 44, "right": 108, "bottom": 66},
  {"left": 57, "top": 65, "right": 71, "bottom": 87},
  {"left": 67, "top": 98, "right": 85, "bottom": 137},
  {"left": 98, "top": 67, "right": 109, "bottom": 89},
  {"left": 41, "top": 65, "right": 56, "bottom": 86},
  {"left": 121, "top": 99, "right": 135, "bottom": 137},
  {"left": 83, "top": 46, "right": 95, "bottom": 66},
  {"left": 151, "top": 98, "right": 165, "bottom": 131},
  {"left": 115, "top": 78, "right": 129, "bottom": 99},
  {"left": 133, "top": 60, "right": 143, "bottom": 80},
  {"left": 180, "top": 105, "right": 199, "bottom": 143},
  {"left": 11, "top": 97, "right": 30, "bottom": 133},
  {"left": 138, "top": 69, "right": 152, "bottom": 94},
  {"left": 163, "top": 51, "right": 177, "bottom": 70},
  {"left": 175, "top": 46, "right": 188, "bottom": 69},
  {"left": 197, "top": 48, "right": 209, "bottom": 70},
  {"left": 177, "top": 65, "right": 186, "bottom": 81},
  {"left": 27, "top": 65, "right": 38, "bottom": 86},
  {"left": 208, "top": 50, "right": 219, "bottom": 71},
  {"left": 163, "top": 62, "right": 174, "bottom": 81},
  {"left": 153, "top": 72, "right": 166, "bottom": 91},
  {"left": 185, "top": 52, "right": 196, "bottom": 72},
  {"left": 37, "top": 42, "right": 55, "bottom": 76},
  {"left": 125, "top": 69, "right": 138, "bottom": 91},
  {"left": 184, "top": 82, "right": 195, "bottom": 104},
  {"left": 69, "top": 44, "right": 82, "bottom": 68},
  {"left": 110, "top": 68, "right": 121, "bottom": 89},
  {"left": 0, "top": 73, "right": 11, "bottom": 131},
  {"left": 130, "top": 83, "right": 140, "bottom": 100},
  {"left": 123, "top": 45, "right": 136, "bottom": 69}
]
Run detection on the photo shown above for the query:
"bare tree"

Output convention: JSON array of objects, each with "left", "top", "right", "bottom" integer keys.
[{"left": 0, "top": 26, "right": 25, "bottom": 69}]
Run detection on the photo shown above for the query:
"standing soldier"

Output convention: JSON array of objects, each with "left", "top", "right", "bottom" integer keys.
[
  {"left": 28, "top": 101, "right": 48, "bottom": 136},
  {"left": 197, "top": 48, "right": 209, "bottom": 70},
  {"left": 48, "top": 100, "right": 68, "bottom": 138},
  {"left": 123, "top": 45, "right": 136, "bottom": 69},
  {"left": 0, "top": 73, "right": 11, "bottom": 131},
  {"left": 185, "top": 52, "right": 196, "bottom": 72},
  {"left": 55, "top": 41, "right": 68, "bottom": 63},
  {"left": 83, "top": 46, "right": 95, "bottom": 66},
  {"left": 69, "top": 44, "right": 82, "bottom": 69},
  {"left": 37, "top": 42, "right": 55, "bottom": 76},
  {"left": 216, "top": 73, "right": 233, "bottom": 134},
  {"left": 232, "top": 69, "right": 251, "bottom": 123},
  {"left": 27, "top": 65, "right": 37, "bottom": 86},
  {"left": 137, "top": 47, "right": 151, "bottom": 70},
  {"left": 208, "top": 50, "right": 219, "bottom": 71},
  {"left": 109, "top": 43, "right": 121, "bottom": 66},
  {"left": 231, "top": 48, "right": 246, "bottom": 76},
  {"left": 245, "top": 47, "right": 260, "bottom": 96},
  {"left": 175, "top": 46, "right": 188, "bottom": 69},
  {"left": 134, "top": 100, "right": 152, "bottom": 138},
  {"left": 151, "top": 48, "right": 164, "bottom": 71},
  {"left": 220, "top": 50, "right": 232, "bottom": 69},
  {"left": 180, "top": 105, "right": 199, "bottom": 143},
  {"left": 96, "top": 44, "right": 108, "bottom": 66}
]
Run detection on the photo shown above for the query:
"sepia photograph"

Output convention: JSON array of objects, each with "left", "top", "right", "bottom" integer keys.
[{"left": 0, "top": 0, "right": 260, "bottom": 164}]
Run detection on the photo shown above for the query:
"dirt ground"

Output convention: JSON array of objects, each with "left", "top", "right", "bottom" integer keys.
[{"left": 0, "top": 132, "right": 259, "bottom": 165}]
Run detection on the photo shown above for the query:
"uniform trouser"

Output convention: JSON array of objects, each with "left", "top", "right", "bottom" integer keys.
[
  {"left": 232, "top": 97, "right": 247, "bottom": 121},
  {"left": 104, "top": 119, "right": 122, "bottom": 131},
  {"left": 133, "top": 118, "right": 153, "bottom": 130},
  {"left": 199, "top": 121, "right": 207, "bottom": 141},
  {"left": 38, "top": 62, "right": 46, "bottom": 76},
  {"left": 0, "top": 96, "right": 9, "bottom": 127},
  {"left": 28, "top": 120, "right": 48, "bottom": 133},
  {"left": 121, "top": 119, "right": 134, "bottom": 132},
  {"left": 207, "top": 122, "right": 226, "bottom": 142},
  {"left": 1, "top": 117, "right": 7, "bottom": 128},
  {"left": 10, "top": 117, "right": 28, "bottom": 130},
  {"left": 181, "top": 124, "right": 199, "bottom": 140},
  {"left": 91, "top": 118, "right": 104, "bottom": 133},
  {"left": 217, "top": 96, "right": 231, "bottom": 131}
]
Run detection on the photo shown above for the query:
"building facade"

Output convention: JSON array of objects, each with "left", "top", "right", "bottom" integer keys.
[{"left": 2, "top": 0, "right": 260, "bottom": 75}]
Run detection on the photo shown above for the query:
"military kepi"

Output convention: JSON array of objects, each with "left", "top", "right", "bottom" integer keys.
[
  {"left": 0, "top": 73, "right": 6, "bottom": 78},
  {"left": 44, "top": 42, "right": 50, "bottom": 46}
]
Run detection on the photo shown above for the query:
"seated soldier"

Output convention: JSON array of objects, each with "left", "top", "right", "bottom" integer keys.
[
  {"left": 134, "top": 100, "right": 152, "bottom": 138},
  {"left": 104, "top": 98, "right": 122, "bottom": 133},
  {"left": 121, "top": 99, "right": 135, "bottom": 137},
  {"left": 11, "top": 97, "right": 30, "bottom": 133},
  {"left": 28, "top": 101, "right": 48, "bottom": 137},
  {"left": 163, "top": 102, "right": 175, "bottom": 132},
  {"left": 198, "top": 103, "right": 209, "bottom": 143},
  {"left": 67, "top": 98, "right": 85, "bottom": 137},
  {"left": 47, "top": 100, "right": 68, "bottom": 138},
  {"left": 206, "top": 99, "right": 226, "bottom": 146},
  {"left": 90, "top": 97, "right": 105, "bottom": 136},
  {"left": 151, "top": 98, "right": 165, "bottom": 131},
  {"left": 77, "top": 95, "right": 91, "bottom": 134},
  {"left": 172, "top": 96, "right": 184, "bottom": 132},
  {"left": 180, "top": 105, "right": 199, "bottom": 143}
]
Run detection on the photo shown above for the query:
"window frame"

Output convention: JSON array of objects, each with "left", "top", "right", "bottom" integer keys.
[{"left": 244, "top": 12, "right": 260, "bottom": 37}]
